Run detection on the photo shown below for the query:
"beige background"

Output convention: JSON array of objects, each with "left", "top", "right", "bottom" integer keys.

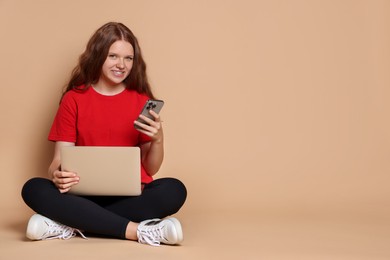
[{"left": 1, "top": 0, "right": 390, "bottom": 259}]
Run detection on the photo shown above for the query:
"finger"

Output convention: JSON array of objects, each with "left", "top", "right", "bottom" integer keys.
[
  {"left": 56, "top": 176, "right": 80, "bottom": 184},
  {"left": 59, "top": 188, "right": 70, "bottom": 193},
  {"left": 133, "top": 120, "right": 149, "bottom": 131},
  {"left": 139, "top": 116, "right": 162, "bottom": 132},
  {"left": 148, "top": 110, "right": 161, "bottom": 121},
  {"left": 134, "top": 119, "right": 160, "bottom": 134},
  {"left": 53, "top": 171, "right": 79, "bottom": 183},
  {"left": 57, "top": 180, "right": 79, "bottom": 191},
  {"left": 136, "top": 126, "right": 156, "bottom": 137},
  {"left": 59, "top": 183, "right": 76, "bottom": 193},
  {"left": 135, "top": 123, "right": 161, "bottom": 138},
  {"left": 55, "top": 170, "right": 78, "bottom": 178},
  {"left": 139, "top": 114, "right": 157, "bottom": 126},
  {"left": 136, "top": 128, "right": 152, "bottom": 137},
  {"left": 53, "top": 176, "right": 79, "bottom": 187}
]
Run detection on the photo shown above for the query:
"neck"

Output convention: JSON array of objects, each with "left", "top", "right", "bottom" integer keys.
[{"left": 92, "top": 82, "right": 125, "bottom": 96}]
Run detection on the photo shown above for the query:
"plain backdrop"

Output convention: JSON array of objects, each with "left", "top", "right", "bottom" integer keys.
[{"left": 0, "top": 0, "right": 389, "bottom": 249}]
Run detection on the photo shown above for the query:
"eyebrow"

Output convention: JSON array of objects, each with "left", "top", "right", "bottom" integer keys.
[{"left": 108, "top": 52, "right": 133, "bottom": 57}]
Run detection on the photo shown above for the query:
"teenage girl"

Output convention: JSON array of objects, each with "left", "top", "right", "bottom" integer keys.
[{"left": 21, "top": 22, "right": 187, "bottom": 246}]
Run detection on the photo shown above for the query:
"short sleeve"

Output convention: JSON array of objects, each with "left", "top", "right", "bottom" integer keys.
[{"left": 48, "top": 92, "right": 77, "bottom": 142}]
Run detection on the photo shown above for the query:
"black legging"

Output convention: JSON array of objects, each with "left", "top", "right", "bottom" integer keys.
[{"left": 21, "top": 177, "right": 187, "bottom": 239}]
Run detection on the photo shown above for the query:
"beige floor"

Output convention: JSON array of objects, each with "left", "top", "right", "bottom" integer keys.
[{"left": 1, "top": 206, "right": 390, "bottom": 260}]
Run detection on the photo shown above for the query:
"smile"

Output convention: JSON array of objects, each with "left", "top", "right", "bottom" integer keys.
[{"left": 113, "top": 70, "right": 125, "bottom": 76}]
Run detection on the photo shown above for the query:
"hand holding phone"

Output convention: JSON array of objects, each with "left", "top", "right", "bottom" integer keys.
[{"left": 134, "top": 100, "right": 164, "bottom": 130}]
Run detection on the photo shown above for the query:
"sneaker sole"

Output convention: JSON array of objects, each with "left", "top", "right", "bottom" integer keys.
[{"left": 166, "top": 217, "right": 183, "bottom": 244}]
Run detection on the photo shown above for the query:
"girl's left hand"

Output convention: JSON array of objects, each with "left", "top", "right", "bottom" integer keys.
[{"left": 134, "top": 110, "right": 163, "bottom": 142}]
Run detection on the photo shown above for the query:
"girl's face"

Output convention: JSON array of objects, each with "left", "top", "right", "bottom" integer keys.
[{"left": 99, "top": 40, "right": 134, "bottom": 87}]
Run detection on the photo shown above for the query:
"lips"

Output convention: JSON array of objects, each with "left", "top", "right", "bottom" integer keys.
[{"left": 112, "top": 70, "right": 126, "bottom": 77}]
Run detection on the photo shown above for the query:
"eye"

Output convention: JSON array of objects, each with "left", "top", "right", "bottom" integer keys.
[
  {"left": 108, "top": 54, "right": 117, "bottom": 59},
  {"left": 125, "top": 56, "right": 134, "bottom": 61}
]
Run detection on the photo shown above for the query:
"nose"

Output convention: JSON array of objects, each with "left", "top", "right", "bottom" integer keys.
[{"left": 116, "top": 58, "right": 125, "bottom": 68}]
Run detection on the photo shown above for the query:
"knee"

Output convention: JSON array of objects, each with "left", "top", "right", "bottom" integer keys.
[
  {"left": 172, "top": 178, "right": 187, "bottom": 205},
  {"left": 21, "top": 177, "right": 51, "bottom": 204},
  {"left": 161, "top": 178, "right": 187, "bottom": 211}
]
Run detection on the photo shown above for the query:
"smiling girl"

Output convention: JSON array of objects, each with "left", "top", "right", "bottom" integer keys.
[{"left": 21, "top": 22, "right": 187, "bottom": 246}]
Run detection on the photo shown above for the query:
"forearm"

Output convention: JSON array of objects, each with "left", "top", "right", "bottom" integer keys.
[
  {"left": 48, "top": 158, "right": 61, "bottom": 179},
  {"left": 136, "top": 110, "right": 165, "bottom": 176},
  {"left": 48, "top": 141, "right": 75, "bottom": 179},
  {"left": 142, "top": 140, "right": 164, "bottom": 176}
]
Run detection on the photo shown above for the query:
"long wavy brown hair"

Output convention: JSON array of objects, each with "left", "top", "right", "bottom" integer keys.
[{"left": 62, "top": 22, "right": 155, "bottom": 99}]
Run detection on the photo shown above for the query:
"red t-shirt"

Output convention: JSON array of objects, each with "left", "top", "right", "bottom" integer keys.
[{"left": 48, "top": 86, "right": 153, "bottom": 184}]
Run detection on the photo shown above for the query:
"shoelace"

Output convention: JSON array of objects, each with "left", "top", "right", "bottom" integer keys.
[
  {"left": 137, "top": 225, "right": 164, "bottom": 246},
  {"left": 43, "top": 220, "right": 87, "bottom": 240}
]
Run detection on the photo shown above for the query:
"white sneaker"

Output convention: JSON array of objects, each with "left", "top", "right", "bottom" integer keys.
[
  {"left": 26, "top": 214, "right": 86, "bottom": 240},
  {"left": 137, "top": 217, "right": 183, "bottom": 246}
]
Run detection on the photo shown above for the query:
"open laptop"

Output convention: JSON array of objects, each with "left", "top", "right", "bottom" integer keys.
[{"left": 60, "top": 146, "right": 141, "bottom": 196}]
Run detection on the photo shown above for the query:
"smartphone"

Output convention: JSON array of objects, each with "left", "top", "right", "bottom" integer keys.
[{"left": 134, "top": 99, "right": 164, "bottom": 129}]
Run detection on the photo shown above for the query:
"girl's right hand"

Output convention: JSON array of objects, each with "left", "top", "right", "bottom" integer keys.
[{"left": 52, "top": 170, "right": 80, "bottom": 193}]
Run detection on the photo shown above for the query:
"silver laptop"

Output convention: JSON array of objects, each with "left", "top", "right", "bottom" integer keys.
[{"left": 60, "top": 146, "right": 141, "bottom": 196}]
